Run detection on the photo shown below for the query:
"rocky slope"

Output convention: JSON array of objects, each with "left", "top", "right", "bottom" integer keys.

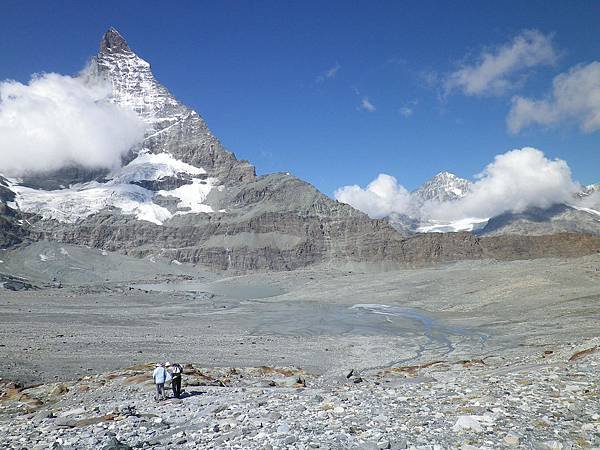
[
  {"left": 0, "top": 177, "right": 28, "bottom": 248},
  {"left": 479, "top": 204, "right": 600, "bottom": 237},
  {"left": 2, "top": 342, "right": 600, "bottom": 449}
]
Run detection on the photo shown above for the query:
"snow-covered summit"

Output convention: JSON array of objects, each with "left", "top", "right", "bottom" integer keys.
[
  {"left": 99, "top": 27, "right": 132, "bottom": 54},
  {"left": 411, "top": 171, "right": 471, "bottom": 204},
  {"left": 9, "top": 28, "right": 253, "bottom": 226},
  {"left": 89, "top": 28, "right": 188, "bottom": 132}
]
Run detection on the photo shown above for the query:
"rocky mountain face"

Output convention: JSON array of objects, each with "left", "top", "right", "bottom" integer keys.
[
  {"left": 479, "top": 204, "right": 600, "bottom": 237},
  {"left": 476, "top": 183, "right": 600, "bottom": 237},
  {"left": 4, "top": 29, "right": 600, "bottom": 270},
  {"left": 90, "top": 27, "right": 255, "bottom": 184},
  {"left": 411, "top": 171, "right": 470, "bottom": 204},
  {"left": 0, "top": 177, "right": 28, "bottom": 249}
]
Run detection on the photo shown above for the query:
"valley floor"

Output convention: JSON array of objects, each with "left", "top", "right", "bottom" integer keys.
[{"left": 1, "top": 245, "right": 600, "bottom": 448}]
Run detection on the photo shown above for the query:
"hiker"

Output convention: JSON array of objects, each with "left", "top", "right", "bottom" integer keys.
[
  {"left": 152, "top": 363, "right": 170, "bottom": 401},
  {"left": 169, "top": 362, "right": 183, "bottom": 398}
]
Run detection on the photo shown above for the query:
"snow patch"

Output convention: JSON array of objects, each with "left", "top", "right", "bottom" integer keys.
[
  {"left": 14, "top": 182, "right": 172, "bottom": 225},
  {"left": 112, "top": 151, "right": 206, "bottom": 183},
  {"left": 416, "top": 217, "right": 489, "bottom": 233},
  {"left": 12, "top": 153, "right": 216, "bottom": 225},
  {"left": 571, "top": 205, "right": 600, "bottom": 217},
  {"left": 159, "top": 179, "right": 215, "bottom": 215}
]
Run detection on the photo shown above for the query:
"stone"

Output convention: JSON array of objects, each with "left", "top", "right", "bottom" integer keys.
[
  {"left": 276, "top": 422, "right": 290, "bottom": 434},
  {"left": 58, "top": 407, "right": 86, "bottom": 417},
  {"left": 452, "top": 415, "right": 483, "bottom": 433},
  {"left": 101, "top": 436, "right": 132, "bottom": 450},
  {"left": 503, "top": 433, "right": 520, "bottom": 446}
]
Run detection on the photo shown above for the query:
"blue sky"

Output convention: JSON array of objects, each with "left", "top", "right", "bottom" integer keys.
[{"left": 1, "top": 0, "right": 598, "bottom": 195}]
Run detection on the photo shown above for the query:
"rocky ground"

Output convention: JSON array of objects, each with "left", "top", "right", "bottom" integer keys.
[
  {"left": 1, "top": 244, "right": 600, "bottom": 448},
  {"left": 1, "top": 341, "right": 600, "bottom": 449}
]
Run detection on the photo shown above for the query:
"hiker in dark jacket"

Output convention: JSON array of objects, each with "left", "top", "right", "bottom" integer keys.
[{"left": 169, "top": 362, "right": 184, "bottom": 398}]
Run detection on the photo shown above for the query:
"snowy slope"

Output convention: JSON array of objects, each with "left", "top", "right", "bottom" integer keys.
[{"left": 12, "top": 151, "right": 217, "bottom": 225}]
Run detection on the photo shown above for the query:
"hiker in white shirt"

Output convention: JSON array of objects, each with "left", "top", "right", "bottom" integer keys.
[{"left": 152, "top": 363, "right": 170, "bottom": 401}]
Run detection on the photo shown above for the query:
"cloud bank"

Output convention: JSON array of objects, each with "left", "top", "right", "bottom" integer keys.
[
  {"left": 335, "top": 148, "right": 581, "bottom": 221},
  {"left": 430, "top": 148, "right": 580, "bottom": 220},
  {"left": 507, "top": 61, "right": 600, "bottom": 133},
  {"left": 334, "top": 174, "right": 410, "bottom": 219},
  {"left": 445, "top": 30, "right": 557, "bottom": 97},
  {"left": 0, "top": 71, "right": 145, "bottom": 177}
]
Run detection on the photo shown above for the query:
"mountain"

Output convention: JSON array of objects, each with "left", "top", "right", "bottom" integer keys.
[
  {"left": 387, "top": 172, "right": 599, "bottom": 237},
  {"left": 476, "top": 184, "right": 600, "bottom": 237},
  {"left": 5, "top": 29, "right": 415, "bottom": 270},
  {"left": 411, "top": 171, "right": 470, "bottom": 204},
  {"left": 387, "top": 172, "right": 478, "bottom": 234},
  {"left": 478, "top": 204, "right": 600, "bottom": 236},
  {"left": 3, "top": 28, "right": 600, "bottom": 270},
  {"left": 0, "top": 177, "right": 28, "bottom": 248}
]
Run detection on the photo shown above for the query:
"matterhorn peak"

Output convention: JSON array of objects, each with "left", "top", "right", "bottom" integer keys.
[{"left": 100, "top": 27, "right": 131, "bottom": 54}]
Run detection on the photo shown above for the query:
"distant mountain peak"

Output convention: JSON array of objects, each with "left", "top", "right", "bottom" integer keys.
[
  {"left": 412, "top": 171, "right": 471, "bottom": 203},
  {"left": 100, "top": 27, "right": 131, "bottom": 54}
]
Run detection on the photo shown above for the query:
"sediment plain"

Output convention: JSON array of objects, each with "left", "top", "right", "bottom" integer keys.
[{"left": 1, "top": 242, "right": 600, "bottom": 448}]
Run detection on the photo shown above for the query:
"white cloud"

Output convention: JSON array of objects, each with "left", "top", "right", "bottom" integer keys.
[
  {"left": 445, "top": 30, "right": 557, "bottom": 97},
  {"left": 316, "top": 62, "right": 341, "bottom": 83},
  {"left": 399, "top": 106, "right": 413, "bottom": 117},
  {"left": 335, "top": 148, "right": 580, "bottom": 222},
  {"left": 360, "top": 97, "right": 376, "bottom": 112},
  {"left": 507, "top": 61, "right": 600, "bottom": 133},
  {"left": 428, "top": 148, "right": 580, "bottom": 220},
  {"left": 0, "top": 70, "right": 145, "bottom": 177},
  {"left": 399, "top": 100, "right": 417, "bottom": 117},
  {"left": 334, "top": 174, "right": 410, "bottom": 219}
]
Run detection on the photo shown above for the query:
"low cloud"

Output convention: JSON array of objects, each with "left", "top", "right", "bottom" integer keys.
[
  {"left": 334, "top": 174, "right": 410, "bottom": 219},
  {"left": 429, "top": 148, "right": 580, "bottom": 220},
  {"left": 360, "top": 97, "right": 376, "bottom": 112},
  {"left": 445, "top": 30, "right": 557, "bottom": 97},
  {"left": 335, "top": 148, "right": 580, "bottom": 221},
  {"left": 0, "top": 70, "right": 145, "bottom": 177},
  {"left": 316, "top": 62, "right": 341, "bottom": 83},
  {"left": 507, "top": 61, "right": 600, "bottom": 133}
]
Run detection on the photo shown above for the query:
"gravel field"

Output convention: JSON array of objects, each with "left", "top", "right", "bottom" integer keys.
[{"left": 1, "top": 244, "right": 600, "bottom": 448}]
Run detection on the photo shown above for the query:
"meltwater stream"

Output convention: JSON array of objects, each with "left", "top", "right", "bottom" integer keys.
[{"left": 350, "top": 303, "right": 488, "bottom": 363}]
